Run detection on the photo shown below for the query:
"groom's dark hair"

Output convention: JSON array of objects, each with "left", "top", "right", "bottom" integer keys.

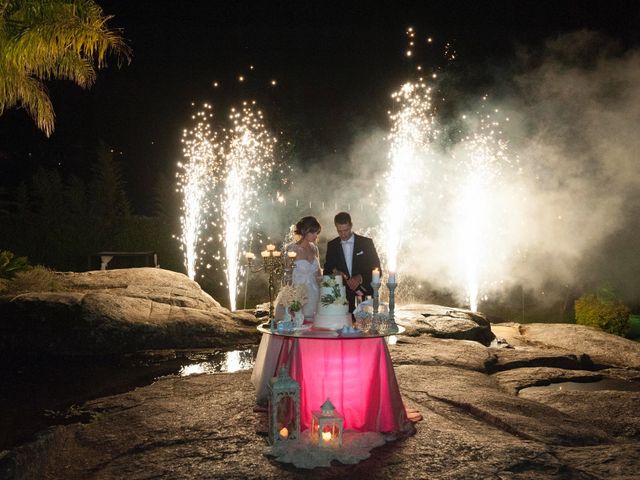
[{"left": 334, "top": 212, "right": 352, "bottom": 225}]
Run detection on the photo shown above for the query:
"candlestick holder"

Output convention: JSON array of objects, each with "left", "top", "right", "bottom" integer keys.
[
  {"left": 246, "top": 249, "right": 296, "bottom": 331},
  {"left": 387, "top": 280, "right": 398, "bottom": 331},
  {"left": 371, "top": 281, "right": 381, "bottom": 314}
]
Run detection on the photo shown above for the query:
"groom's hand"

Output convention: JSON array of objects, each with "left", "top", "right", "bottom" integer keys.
[
  {"left": 347, "top": 274, "right": 363, "bottom": 292},
  {"left": 333, "top": 269, "right": 347, "bottom": 282}
]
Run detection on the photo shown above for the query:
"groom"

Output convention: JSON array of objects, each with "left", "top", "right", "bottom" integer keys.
[{"left": 323, "top": 211, "right": 381, "bottom": 313}]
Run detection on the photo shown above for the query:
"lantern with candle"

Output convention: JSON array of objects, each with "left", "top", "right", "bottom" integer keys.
[
  {"left": 268, "top": 366, "right": 301, "bottom": 445},
  {"left": 310, "top": 399, "right": 343, "bottom": 447}
]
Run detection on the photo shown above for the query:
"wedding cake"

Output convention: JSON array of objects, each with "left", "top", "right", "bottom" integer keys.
[{"left": 314, "top": 275, "right": 352, "bottom": 330}]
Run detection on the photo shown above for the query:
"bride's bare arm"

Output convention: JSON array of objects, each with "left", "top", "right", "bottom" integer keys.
[{"left": 313, "top": 245, "right": 322, "bottom": 279}]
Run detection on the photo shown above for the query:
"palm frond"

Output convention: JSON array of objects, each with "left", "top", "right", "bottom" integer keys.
[
  {"left": 0, "top": 60, "right": 54, "bottom": 135},
  {"left": 6, "top": 0, "right": 131, "bottom": 69},
  {"left": 0, "top": 0, "right": 131, "bottom": 136}
]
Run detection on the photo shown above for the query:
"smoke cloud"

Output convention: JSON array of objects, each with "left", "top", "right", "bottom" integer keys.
[{"left": 261, "top": 30, "right": 640, "bottom": 312}]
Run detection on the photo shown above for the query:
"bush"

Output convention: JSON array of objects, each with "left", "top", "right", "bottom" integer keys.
[
  {"left": 3, "top": 265, "right": 64, "bottom": 295},
  {"left": 575, "top": 293, "right": 631, "bottom": 337},
  {"left": 0, "top": 250, "right": 30, "bottom": 279}
]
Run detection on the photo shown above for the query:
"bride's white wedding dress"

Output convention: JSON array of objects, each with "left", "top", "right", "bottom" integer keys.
[
  {"left": 251, "top": 242, "right": 321, "bottom": 405},
  {"left": 289, "top": 244, "right": 321, "bottom": 319}
]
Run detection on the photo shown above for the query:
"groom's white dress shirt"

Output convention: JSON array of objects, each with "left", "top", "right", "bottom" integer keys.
[{"left": 341, "top": 235, "right": 354, "bottom": 276}]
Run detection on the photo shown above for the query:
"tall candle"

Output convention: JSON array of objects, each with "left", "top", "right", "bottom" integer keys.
[
  {"left": 266, "top": 244, "right": 276, "bottom": 251},
  {"left": 372, "top": 268, "right": 380, "bottom": 283},
  {"left": 388, "top": 272, "right": 396, "bottom": 284}
]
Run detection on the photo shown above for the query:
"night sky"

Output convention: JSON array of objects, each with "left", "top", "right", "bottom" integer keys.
[{"left": 1, "top": 0, "right": 639, "bottom": 213}]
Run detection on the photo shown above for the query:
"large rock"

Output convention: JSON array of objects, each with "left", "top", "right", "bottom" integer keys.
[
  {"left": 492, "top": 367, "right": 603, "bottom": 395},
  {"left": 2, "top": 318, "right": 640, "bottom": 478},
  {"left": 3, "top": 365, "right": 638, "bottom": 479},
  {"left": 492, "top": 323, "right": 640, "bottom": 370},
  {"left": 389, "top": 335, "right": 495, "bottom": 372},
  {"left": 508, "top": 323, "right": 640, "bottom": 370},
  {"left": 0, "top": 268, "right": 260, "bottom": 355},
  {"left": 395, "top": 304, "right": 495, "bottom": 346},
  {"left": 396, "top": 365, "right": 610, "bottom": 446},
  {"left": 519, "top": 389, "right": 640, "bottom": 440}
]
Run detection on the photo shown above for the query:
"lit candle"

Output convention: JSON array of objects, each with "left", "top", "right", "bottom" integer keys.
[
  {"left": 321, "top": 431, "right": 332, "bottom": 442},
  {"left": 372, "top": 268, "right": 380, "bottom": 283},
  {"left": 261, "top": 250, "right": 270, "bottom": 258},
  {"left": 287, "top": 251, "right": 297, "bottom": 258},
  {"left": 279, "top": 427, "right": 289, "bottom": 439},
  {"left": 266, "top": 244, "right": 276, "bottom": 251},
  {"left": 245, "top": 252, "right": 255, "bottom": 260},
  {"left": 388, "top": 272, "right": 396, "bottom": 283},
  {"left": 273, "top": 251, "right": 281, "bottom": 257}
]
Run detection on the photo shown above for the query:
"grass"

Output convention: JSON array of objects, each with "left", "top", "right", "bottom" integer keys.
[{"left": 1, "top": 266, "right": 64, "bottom": 295}]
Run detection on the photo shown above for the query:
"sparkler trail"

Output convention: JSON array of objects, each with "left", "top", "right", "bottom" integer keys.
[
  {"left": 178, "top": 104, "right": 217, "bottom": 280},
  {"left": 378, "top": 27, "right": 439, "bottom": 284},
  {"left": 378, "top": 27, "right": 520, "bottom": 311},
  {"left": 219, "top": 102, "right": 277, "bottom": 310},
  {"left": 178, "top": 101, "right": 277, "bottom": 310},
  {"left": 453, "top": 104, "right": 511, "bottom": 311},
  {"left": 382, "top": 80, "right": 437, "bottom": 275}
]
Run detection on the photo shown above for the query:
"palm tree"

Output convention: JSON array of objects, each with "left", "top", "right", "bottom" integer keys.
[{"left": 0, "top": 0, "right": 131, "bottom": 136}]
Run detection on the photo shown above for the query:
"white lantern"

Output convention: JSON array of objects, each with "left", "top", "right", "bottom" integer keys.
[
  {"left": 310, "top": 398, "right": 343, "bottom": 447},
  {"left": 267, "top": 366, "right": 300, "bottom": 445}
]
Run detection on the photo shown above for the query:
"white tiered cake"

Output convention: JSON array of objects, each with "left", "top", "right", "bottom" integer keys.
[{"left": 314, "top": 275, "right": 352, "bottom": 330}]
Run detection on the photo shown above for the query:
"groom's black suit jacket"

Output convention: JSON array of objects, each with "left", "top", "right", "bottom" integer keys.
[{"left": 323, "top": 233, "right": 381, "bottom": 312}]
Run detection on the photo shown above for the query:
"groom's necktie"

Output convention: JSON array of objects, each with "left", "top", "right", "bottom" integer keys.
[{"left": 341, "top": 237, "right": 354, "bottom": 276}]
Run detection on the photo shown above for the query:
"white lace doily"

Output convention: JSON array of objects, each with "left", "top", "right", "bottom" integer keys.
[{"left": 265, "top": 430, "right": 387, "bottom": 469}]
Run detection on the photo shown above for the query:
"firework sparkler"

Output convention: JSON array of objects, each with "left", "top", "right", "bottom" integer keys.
[
  {"left": 178, "top": 101, "right": 277, "bottom": 310},
  {"left": 178, "top": 104, "right": 217, "bottom": 280},
  {"left": 381, "top": 80, "right": 437, "bottom": 275},
  {"left": 219, "top": 102, "right": 277, "bottom": 311},
  {"left": 453, "top": 106, "right": 511, "bottom": 311}
]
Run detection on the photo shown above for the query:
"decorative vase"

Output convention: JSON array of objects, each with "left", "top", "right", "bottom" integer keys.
[{"left": 291, "top": 309, "right": 304, "bottom": 327}]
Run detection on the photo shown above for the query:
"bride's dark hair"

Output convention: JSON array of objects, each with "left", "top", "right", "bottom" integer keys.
[{"left": 294, "top": 216, "right": 321, "bottom": 237}]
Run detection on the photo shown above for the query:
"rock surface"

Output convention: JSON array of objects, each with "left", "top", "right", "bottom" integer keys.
[
  {"left": 2, "top": 319, "right": 639, "bottom": 479},
  {"left": 395, "top": 303, "right": 495, "bottom": 346},
  {"left": 0, "top": 268, "right": 261, "bottom": 354},
  {"left": 519, "top": 323, "right": 640, "bottom": 370}
]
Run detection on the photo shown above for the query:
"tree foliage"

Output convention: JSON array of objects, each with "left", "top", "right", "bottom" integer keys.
[
  {"left": 0, "top": 0, "right": 131, "bottom": 136},
  {"left": 0, "top": 146, "right": 185, "bottom": 274},
  {"left": 575, "top": 292, "right": 631, "bottom": 337},
  {"left": 89, "top": 143, "right": 130, "bottom": 218}
]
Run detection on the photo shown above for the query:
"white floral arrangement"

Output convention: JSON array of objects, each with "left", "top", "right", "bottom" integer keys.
[
  {"left": 275, "top": 284, "right": 308, "bottom": 312},
  {"left": 321, "top": 276, "right": 339, "bottom": 288}
]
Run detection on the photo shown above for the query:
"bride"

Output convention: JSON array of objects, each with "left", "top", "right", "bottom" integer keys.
[
  {"left": 251, "top": 216, "right": 321, "bottom": 406},
  {"left": 286, "top": 216, "right": 322, "bottom": 320}
]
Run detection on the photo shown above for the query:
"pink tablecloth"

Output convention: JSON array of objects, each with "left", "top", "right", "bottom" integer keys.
[{"left": 273, "top": 336, "right": 412, "bottom": 436}]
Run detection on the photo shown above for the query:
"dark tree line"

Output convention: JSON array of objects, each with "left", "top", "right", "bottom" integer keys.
[{"left": 0, "top": 144, "right": 183, "bottom": 274}]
